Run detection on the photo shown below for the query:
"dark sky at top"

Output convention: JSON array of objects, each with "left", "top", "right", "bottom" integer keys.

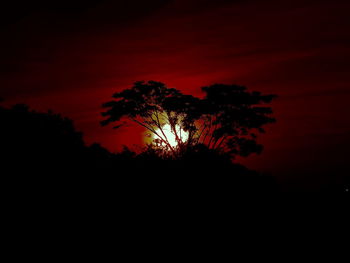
[{"left": 1, "top": 0, "right": 349, "bottom": 188}]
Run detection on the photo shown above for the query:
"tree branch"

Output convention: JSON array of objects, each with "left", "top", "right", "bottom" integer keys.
[
  {"left": 203, "top": 116, "right": 212, "bottom": 146},
  {"left": 197, "top": 123, "right": 207, "bottom": 144},
  {"left": 165, "top": 111, "right": 181, "bottom": 145},
  {"left": 149, "top": 112, "right": 176, "bottom": 153},
  {"left": 131, "top": 118, "right": 175, "bottom": 153},
  {"left": 208, "top": 123, "right": 218, "bottom": 148},
  {"left": 215, "top": 135, "right": 228, "bottom": 150}
]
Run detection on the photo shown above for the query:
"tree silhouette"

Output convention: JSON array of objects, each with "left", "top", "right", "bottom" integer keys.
[
  {"left": 101, "top": 81, "right": 277, "bottom": 158},
  {"left": 101, "top": 81, "right": 198, "bottom": 154},
  {"left": 196, "top": 84, "right": 276, "bottom": 156}
]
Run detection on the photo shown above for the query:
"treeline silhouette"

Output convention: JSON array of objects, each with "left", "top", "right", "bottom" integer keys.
[{"left": 0, "top": 103, "right": 280, "bottom": 198}]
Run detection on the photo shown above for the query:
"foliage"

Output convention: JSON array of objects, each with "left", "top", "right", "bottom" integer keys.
[
  {"left": 0, "top": 103, "right": 279, "bottom": 196},
  {"left": 0, "top": 104, "right": 86, "bottom": 167},
  {"left": 102, "top": 81, "right": 277, "bottom": 158}
]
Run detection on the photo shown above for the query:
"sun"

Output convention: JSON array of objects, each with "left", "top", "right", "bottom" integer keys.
[{"left": 154, "top": 124, "right": 189, "bottom": 147}]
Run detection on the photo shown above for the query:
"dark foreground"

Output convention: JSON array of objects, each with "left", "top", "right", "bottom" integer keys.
[{"left": 1, "top": 104, "right": 348, "bottom": 197}]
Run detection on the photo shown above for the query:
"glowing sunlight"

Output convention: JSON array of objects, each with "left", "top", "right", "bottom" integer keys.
[{"left": 154, "top": 124, "right": 189, "bottom": 147}]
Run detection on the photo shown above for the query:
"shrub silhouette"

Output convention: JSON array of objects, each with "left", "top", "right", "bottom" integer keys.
[
  {"left": 0, "top": 102, "right": 279, "bottom": 195},
  {"left": 1, "top": 104, "right": 85, "bottom": 168}
]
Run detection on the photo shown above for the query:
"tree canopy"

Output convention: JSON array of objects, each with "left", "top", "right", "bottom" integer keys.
[{"left": 101, "top": 81, "right": 277, "bottom": 158}]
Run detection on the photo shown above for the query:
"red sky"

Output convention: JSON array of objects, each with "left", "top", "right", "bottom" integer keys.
[{"left": 1, "top": 0, "right": 349, "bottom": 189}]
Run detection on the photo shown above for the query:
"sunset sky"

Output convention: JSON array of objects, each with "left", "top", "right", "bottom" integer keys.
[{"left": 1, "top": 0, "right": 349, "bottom": 189}]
